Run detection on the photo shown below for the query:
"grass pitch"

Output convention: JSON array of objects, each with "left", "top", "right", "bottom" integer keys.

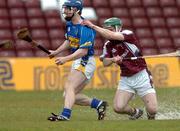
[{"left": 0, "top": 88, "right": 180, "bottom": 131}]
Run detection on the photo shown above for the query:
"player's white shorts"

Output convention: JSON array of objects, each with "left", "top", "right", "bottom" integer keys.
[
  {"left": 71, "top": 56, "right": 96, "bottom": 80},
  {"left": 118, "top": 69, "right": 156, "bottom": 97}
]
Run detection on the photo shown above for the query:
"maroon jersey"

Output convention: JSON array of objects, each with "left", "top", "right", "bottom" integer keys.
[{"left": 102, "top": 30, "right": 147, "bottom": 76}]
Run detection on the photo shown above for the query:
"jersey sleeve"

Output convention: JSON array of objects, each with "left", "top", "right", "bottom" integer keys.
[
  {"left": 65, "top": 22, "right": 71, "bottom": 40},
  {"left": 122, "top": 30, "right": 137, "bottom": 43},
  {"left": 103, "top": 41, "right": 112, "bottom": 58},
  {"left": 79, "top": 26, "right": 96, "bottom": 49}
]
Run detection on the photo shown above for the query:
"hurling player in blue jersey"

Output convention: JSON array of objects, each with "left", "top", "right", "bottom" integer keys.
[{"left": 47, "top": 0, "right": 107, "bottom": 121}]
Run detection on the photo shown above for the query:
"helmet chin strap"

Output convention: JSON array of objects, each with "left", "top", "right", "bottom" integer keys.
[
  {"left": 75, "top": 10, "right": 80, "bottom": 15},
  {"left": 114, "top": 25, "right": 121, "bottom": 32}
]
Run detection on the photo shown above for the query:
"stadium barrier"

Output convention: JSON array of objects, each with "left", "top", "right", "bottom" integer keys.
[{"left": 0, "top": 57, "right": 180, "bottom": 90}]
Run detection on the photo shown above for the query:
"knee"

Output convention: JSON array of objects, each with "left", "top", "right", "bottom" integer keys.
[
  {"left": 64, "top": 82, "right": 73, "bottom": 92},
  {"left": 113, "top": 104, "right": 125, "bottom": 114},
  {"left": 63, "top": 83, "right": 75, "bottom": 96}
]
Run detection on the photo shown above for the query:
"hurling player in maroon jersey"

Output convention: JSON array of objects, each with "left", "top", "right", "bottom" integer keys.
[{"left": 82, "top": 17, "right": 158, "bottom": 120}]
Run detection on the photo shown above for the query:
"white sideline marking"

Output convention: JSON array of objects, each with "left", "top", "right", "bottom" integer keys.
[{"left": 156, "top": 102, "right": 180, "bottom": 120}]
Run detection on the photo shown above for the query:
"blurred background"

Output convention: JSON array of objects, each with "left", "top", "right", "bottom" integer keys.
[{"left": 0, "top": 0, "right": 179, "bottom": 57}]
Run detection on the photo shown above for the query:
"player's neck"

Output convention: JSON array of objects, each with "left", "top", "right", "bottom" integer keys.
[{"left": 71, "top": 15, "right": 82, "bottom": 25}]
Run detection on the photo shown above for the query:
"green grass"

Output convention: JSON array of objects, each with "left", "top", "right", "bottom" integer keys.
[{"left": 0, "top": 88, "right": 180, "bottom": 131}]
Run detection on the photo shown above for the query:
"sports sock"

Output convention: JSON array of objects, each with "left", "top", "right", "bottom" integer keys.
[
  {"left": 91, "top": 98, "right": 101, "bottom": 109},
  {"left": 61, "top": 108, "right": 72, "bottom": 119},
  {"left": 129, "top": 108, "right": 137, "bottom": 116},
  {"left": 147, "top": 112, "right": 156, "bottom": 120}
]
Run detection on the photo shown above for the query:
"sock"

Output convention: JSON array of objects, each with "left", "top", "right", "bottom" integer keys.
[
  {"left": 147, "top": 112, "right": 156, "bottom": 120},
  {"left": 91, "top": 98, "right": 101, "bottom": 109},
  {"left": 61, "top": 108, "right": 72, "bottom": 119},
  {"left": 129, "top": 108, "right": 136, "bottom": 116}
]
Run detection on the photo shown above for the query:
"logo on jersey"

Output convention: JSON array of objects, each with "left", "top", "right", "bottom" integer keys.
[{"left": 67, "top": 27, "right": 70, "bottom": 32}]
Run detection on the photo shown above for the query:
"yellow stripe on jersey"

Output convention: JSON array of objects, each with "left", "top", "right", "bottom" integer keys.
[
  {"left": 68, "top": 36, "right": 80, "bottom": 48},
  {"left": 69, "top": 36, "right": 79, "bottom": 43},
  {"left": 70, "top": 42, "right": 79, "bottom": 48},
  {"left": 80, "top": 41, "right": 92, "bottom": 48}
]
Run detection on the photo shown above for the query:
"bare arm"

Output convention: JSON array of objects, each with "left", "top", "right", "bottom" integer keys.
[
  {"left": 63, "top": 48, "right": 88, "bottom": 62},
  {"left": 92, "top": 25, "right": 124, "bottom": 41},
  {"left": 82, "top": 20, "right": 124, "bottom": 41},
  {"left": 55, "top": 48, "right": 88, "bottom": 65},
  {"left": 49, "top": 40, "right": 70, "bottom": 58},
  {"left": 102, "top": 55, "right": 123, "bottom": 67},
  {"left": 54, "top": 40, "right": 70, "bottom": 55}
]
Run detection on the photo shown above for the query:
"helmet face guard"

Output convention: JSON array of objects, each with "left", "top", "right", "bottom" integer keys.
[
  {"left": 62, "top": 5, "right": 75, "bottom": 21},
  {"left": 103, "top": 17, "right": 122, "bottom": 31},
  {"left": 62, "top": 0, "right": 83, "bottom": 21}
]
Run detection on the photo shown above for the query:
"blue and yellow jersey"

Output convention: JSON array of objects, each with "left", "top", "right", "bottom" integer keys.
[{"left": 65, "top": 20, "right": 96, "bottom": 63}]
